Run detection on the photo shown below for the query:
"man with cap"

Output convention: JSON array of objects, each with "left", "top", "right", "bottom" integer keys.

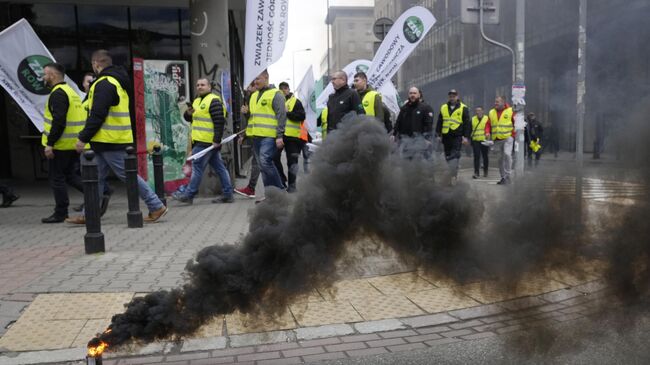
[{"left": 436, "top": 89, "right": 471, "bottom": 185}]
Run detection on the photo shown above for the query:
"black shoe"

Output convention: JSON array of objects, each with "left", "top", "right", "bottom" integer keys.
[
  {"left": 472, "top": 173, "right": 480, "bottom": 179},
  {"left": 483, "top": 170, "right": 488, "bottom": 178},
  {"left": 287, "top": 185, "right": 297, "bottom": 193},
  {"left": 1, "top": 194, "right": 19, "bottom": 207},
  {"left": 100, "top": 194, "right": 111, "bottom": 216},
  {"left": 497, "top": 177, "right": 511, "bottom": 185},
  {"left": 42, "top": 214, "right": 67, "bottom": 223},
  {"left": 212, "top": 195, "right": 234, "bottom": 204},
  {"left": 73, "top": 203, "right": 84, "bottom": 212}
]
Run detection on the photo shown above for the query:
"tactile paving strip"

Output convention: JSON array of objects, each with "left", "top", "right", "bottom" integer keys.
[
  {"left": 0, "top": 319, "right": 85, "bottom": 351},
  {"left": 407, "top": 288, "right": 481, "bottom": 313},
  {"left": 458, "top": 276, "right": 567, "bottom": 304},
  {"left": 367, "top": 272, "right": 437, "bottom": 295},
  {"left": 290, "top": 300, "right": 362, "bottom": 327},
  {"left": 193, "top": 316, "right": 225, "bottom": 338},
  {"left": 225, "top": 310, "right": 296, "bottom": 335},
  {"left": 0, "top": 293, "right": 134, "bottom": 351},
  {"left": 317, "top": 279, "right": 383, "bottom": 301},
  {"left": 350, "top": 295, "right": 424, "bottom": 321}
]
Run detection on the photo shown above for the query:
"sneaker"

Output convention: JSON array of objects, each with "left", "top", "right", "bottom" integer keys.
[
  {"left": 65, "top": 215, "right": 86, "bottom": 224},
  {"left": 255, "top": 197, "right": 266, "bottom": 205},
  {"left": 472, "top": 173, "right": 480, "bottom": 179},
  {"left": 234, "top": 186, "right": 255, "bottom": 198},
  {"left": 42, "top": 214, "right": 67, "bottom": 224},
  {"left": 497, "top": 177, "right": 511, "bottom": 185},
  {"left": 1, "top": 194, "right": 19, "bottom": 208},
  {"left": 144, "top": 206, "right": 168, "bottom": 223},
  {"left": 172, "top": 191, "right": 193, "bottom": 204},
  {"left": 73, "top": 203, "right": 84, "bottom": 212},
  {"left": 212, "top": 195, "right": 234, "bottom": 204}
]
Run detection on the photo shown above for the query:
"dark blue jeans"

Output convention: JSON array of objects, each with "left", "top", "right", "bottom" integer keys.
[
  {"left": 252, "top": 137, "right": 284, "bottom": 190},
  {"left": 187, "top": 145, "right": 233, "bottom": 198}
]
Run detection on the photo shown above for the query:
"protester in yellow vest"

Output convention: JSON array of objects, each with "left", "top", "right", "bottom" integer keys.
[
  {"left": 233, "top": 82, "right": 260, "bottom": 199},
  {"left": 39, "top": 63, "right": 85, "bottom": 223},
  {"left": 318, "top": 107, "right": 328, "bottom": 140},
  {"left": 245, "top": 70, "right": 287, "bottom": 193},
  {"left": 68, "top": 49, "right": 167, "bottom": 224},
  {"left": 435, "top": 89, "right": 470, "bottom": 185},
  {"left": 525, "top": 112, "right": 544, "bottom": 168},
  {"left": 470, "top": 106, "right": 491, "bottom": 179},
  {"left": 352, "top": 72, "right": 385, "bottom": 124},
  {"left": 488, "top": 96, "right": 515, "bottom": 185},
  {"left": 172, "top": 78, "right": 233, "bottom": 204},
  {"left": 274, "top": 82, "right": 306, "bottom": 193}
]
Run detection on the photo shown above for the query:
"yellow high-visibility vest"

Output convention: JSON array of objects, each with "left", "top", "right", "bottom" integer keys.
[
  {"left": 488, "top": 107, "right": 514, "bottom": 140},
  {"left": 361, "top": 90, "right": 380, "bottom": 117},
  {"left": 440, "top": 103, "right": 466, "bottom": 134},
  {"left": 284, "top": 95, "right": 303, "bottom": 139},
  {"left": 191, "top": 93, "right": 225, "bottom": 143},
  {"left": 321, "top": 107, "right": 328, "bottom": 140},
  {"left": 471, "top": 115, "right": 489, "bottom": 142},
  {"left": 42, "top": 83, "right": 86, "bottom": 150},
  {"left": 248, "top": 88, "right": 281, "bottom": 138},
  {"left": 87, "top": 76, "right": 133, "bottom": 144}
]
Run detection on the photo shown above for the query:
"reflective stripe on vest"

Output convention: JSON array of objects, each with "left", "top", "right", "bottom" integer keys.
[
  {"left": 361, "top": 90, "right": 380, "bottom": 117},
  {"left": 191, "top": 93, "right": 225, "bottom": 143},
  {"left": 440, "top": 103, "right": 466, "bottom": 135},
  {"left": 488, "top": 107, "right": 514, "bottom": 140},
  {"left": 248, "top": 88, "right": 281, "bottom": 138},
  {"left": 321, "top": 107, "right": 328, "bottom": 141},
  {"left": 41, "top": 83, "right": 87, "bottom": 150},
  {"left": 88, "top": 76, "right": 133, "bottom": 144},
  {"left": 471, "top": 115, "right": 489, "bottom": 141},
  {"left": 285, "top": 96, "right": 303, "bottom": 138}
]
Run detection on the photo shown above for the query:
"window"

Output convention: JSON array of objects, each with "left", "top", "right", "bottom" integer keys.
[
  {"left": 77, "top": 6, "right": 130, "bottom": 69},
  {"left": 131, "top": 7, "right": 182, "bottom": 60}
]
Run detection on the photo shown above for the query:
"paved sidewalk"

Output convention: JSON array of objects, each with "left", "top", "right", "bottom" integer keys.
[{"left": 0, "top": 167, "right": 645, "bottom": 365}]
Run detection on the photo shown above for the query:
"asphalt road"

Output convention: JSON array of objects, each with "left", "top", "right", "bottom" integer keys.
[{"left": 312, "top": 308, "right": 650, "bottom": 365}]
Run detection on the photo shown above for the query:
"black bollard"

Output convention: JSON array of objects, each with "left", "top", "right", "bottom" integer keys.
[
  {"left": 82, "top": 151, "right": 105, "bottom": 254},
  {"left": 152, "top": 145, "right": 166, "bottom": 206},
  {"left": 125, "top": 147, "right": 143, "bottom": 228}
]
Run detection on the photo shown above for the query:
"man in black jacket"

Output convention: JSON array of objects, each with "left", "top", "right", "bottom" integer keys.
[
  {"left": 525, "top": 112, "right": 544, "bottom": 167},
  {"left": 392, "top": 86, "right": 434, "bottom": 160},
  {"left": 274, "top": 82, "right": 306, "bottom": 193},
  {"left": 41, "top": 62, "right": 85, "bottom": 223},
  {"left": 325, "top": 71, "right": 365, "bottom": 134},
  {"left": 68, "top": 50, "right": 167, "bottom": 224},
  {"left": 436, "top": 89, "right": 471, "bottom": 185}
]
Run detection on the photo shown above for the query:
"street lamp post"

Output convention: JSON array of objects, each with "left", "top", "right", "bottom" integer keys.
[{"left": 292, "top": 48, "right": 312, "bottom": 90}]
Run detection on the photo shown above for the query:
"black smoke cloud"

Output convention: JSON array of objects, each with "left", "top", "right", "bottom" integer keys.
[{"left": 97, "top": 116, "right": 638, "bottom": 349}]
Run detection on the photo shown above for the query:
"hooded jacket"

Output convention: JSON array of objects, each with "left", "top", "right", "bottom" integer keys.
[{"left": 78, "top": 65, "right": 133, "bottom": 151}]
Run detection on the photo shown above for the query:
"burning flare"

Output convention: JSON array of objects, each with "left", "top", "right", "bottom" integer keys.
[{"left": 87, "top": 329, "right": 111, "bottom": 357}]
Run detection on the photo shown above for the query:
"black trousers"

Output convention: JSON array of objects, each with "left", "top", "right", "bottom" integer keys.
[
  {"left": 273, "top": 137, "right": 305, "bottom": 188},
  {"left": 472, "top": 141, "right": 489, "bottom": 174},
  {"left": 49, "top": 150, "right": 84, "bottom": 217}
]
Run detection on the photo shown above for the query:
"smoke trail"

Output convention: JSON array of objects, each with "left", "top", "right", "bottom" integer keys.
[{"left": 99, "top": 117, "right": 601, "bottom": 348}]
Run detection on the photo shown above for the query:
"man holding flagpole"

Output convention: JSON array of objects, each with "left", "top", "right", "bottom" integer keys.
[{"left": 173, "top": 78, "right": 234, "bottom": 204}]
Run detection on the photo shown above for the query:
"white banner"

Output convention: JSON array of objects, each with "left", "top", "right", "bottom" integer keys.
[
  {"left": 295, "top": 65, "right": 316, "bottom": 134},
  {"left": 315, "top": 59, "right": 400, "bottom": 115},
  {"left": 367, "top": 6, "right": 436, "bottom": 91},
  {"left": 0, "top": 19, "right": 83, "bottom": 132},
  {"left": 243, "top": 0, "right": 289, "bottom": 87}
]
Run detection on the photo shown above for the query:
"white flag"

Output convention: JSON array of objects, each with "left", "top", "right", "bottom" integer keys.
[
  {"left": 0, "top": 19, "right": 83, "bottom": 132},
  {"left": 315, "top": 59, "right": 400, "bottom": 115},
  {"left": 295, "top": 65, "right": 316, "bottom": 134},
  {"left": 243, "top": 0, "right": 289, "bottom": 87},
  {"left": 367, "top": 6, "right": 436, "bottom": 91}
]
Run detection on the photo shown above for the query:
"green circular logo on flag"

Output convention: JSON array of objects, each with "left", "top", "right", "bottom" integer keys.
[
  {"left": 355, "top": 64, "right": 369, "bottom": 73},
  {"left": 17, "top": 55, "right": 52, "bottom": 95},
  {"left": 310, "top": 91, "right": 317, "bottom": 112},
  {"left": 403, "top": 16, "right": 424, "bottom": 44}
]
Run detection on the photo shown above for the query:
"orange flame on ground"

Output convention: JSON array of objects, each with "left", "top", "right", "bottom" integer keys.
[
  {"left": 87, "top": 341, "right": 108, "bottom": 357},
  {"left": 87, "top": 329, "right": 112, "bottom": 357}
]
